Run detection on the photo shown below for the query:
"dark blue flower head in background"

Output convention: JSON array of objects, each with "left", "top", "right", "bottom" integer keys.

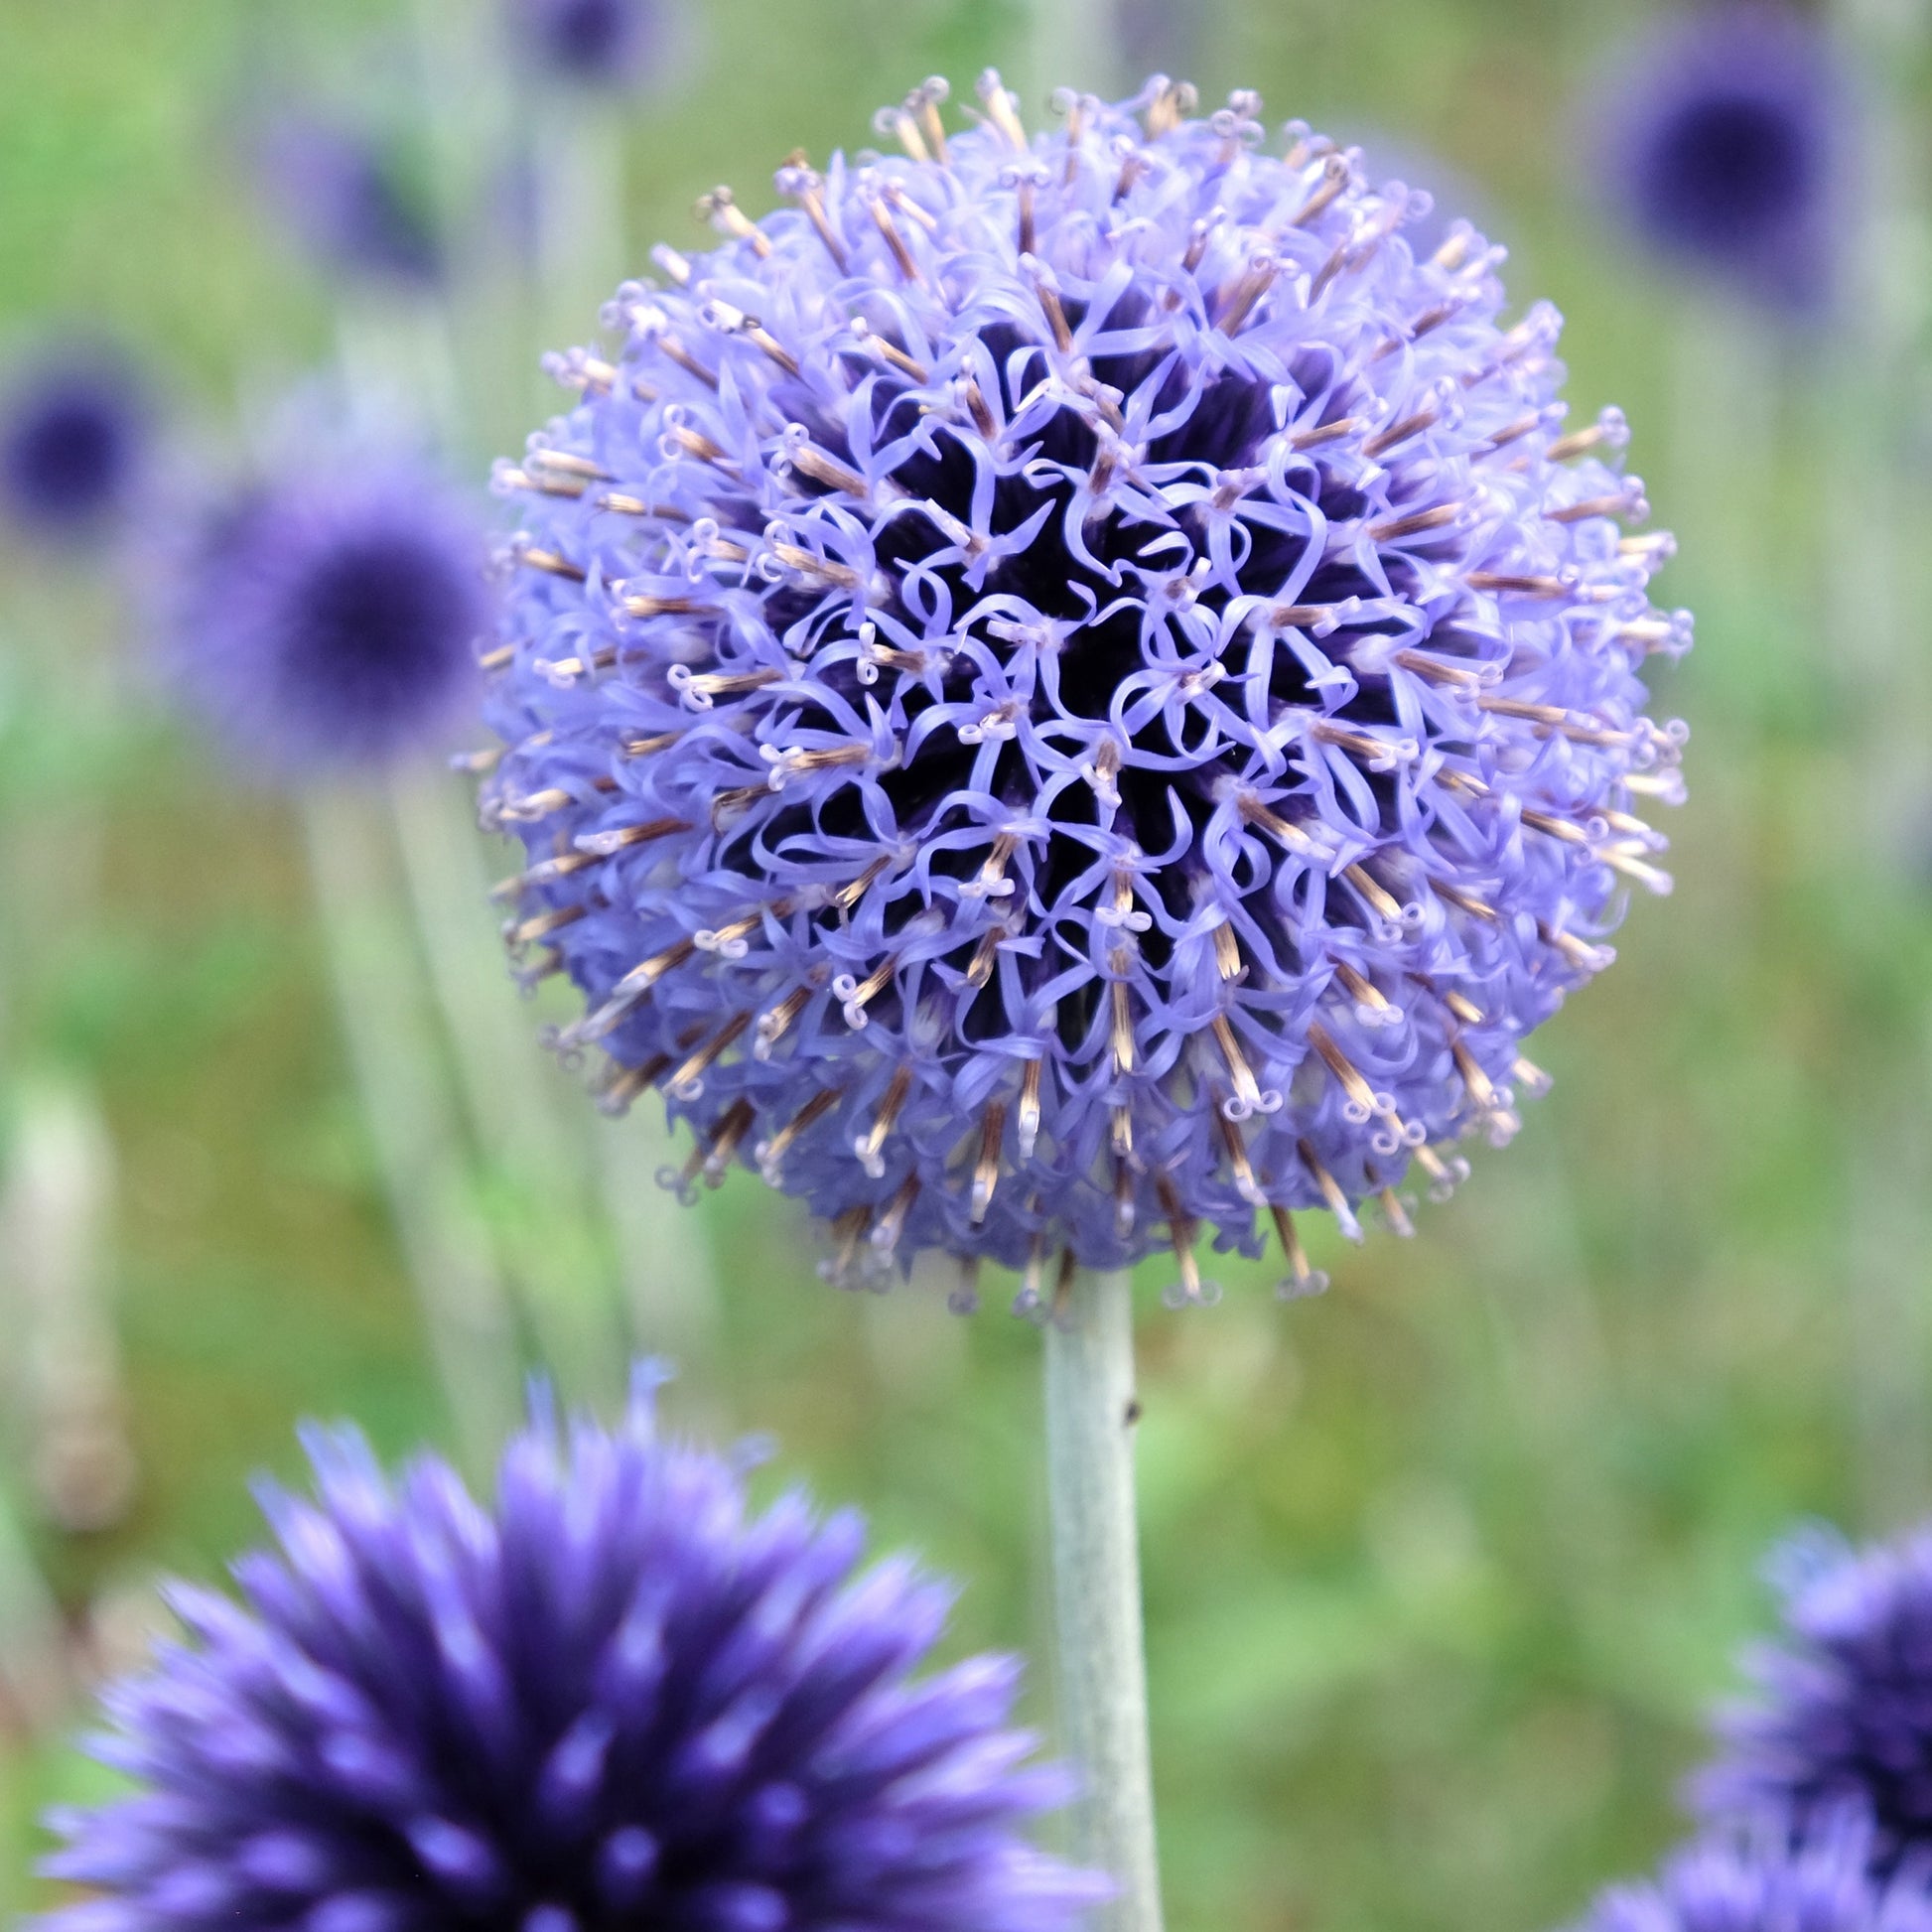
[
  {"left": 1570, "top": 1821, "right": 1932, "bottom": 1932},
  {"left": 0, "top": 349, "right": 146, "bottom": 538},
  {"left": 258, "top": 117, "right": 443, "bottom": 288},
  {"left": 39, "top": 1369, "right": 1098, "bottom": 1932},
  {"left": 166, "top": 459, "right": 488, "bottom": 772},
  {"left": 1595, "top": 4, "right": 1850, "bottom": 310},
  {"left": 513, "top": 0, "right": 663, "bottom": 87},
  {"left": 1694, "top": 1522, "right": 1932, "bottom": 1877},
  {"left": 482, "top": 75, "right": 1690, "bottom": 1300}
]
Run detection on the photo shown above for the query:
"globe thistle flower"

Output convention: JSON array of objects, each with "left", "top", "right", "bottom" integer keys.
[
  {"left": 1694, "top": 1523, "right": 1932, "bottom": 1874},
  {"left": 40, "top": 1370, "right": 1098, "bottom": 1932},
  {"left": 1594, "top": 5, "right": 1850, "bottom": 311},
  {"left": 257, "top": 117, "right": 443, "bottom": 288},
  {"left": 0, "top": 349, "right": 145, "bottom": 538},
  {"left": 1571, "top": 1822, "right": 1932, "bottom": 1932},
  {"left": 480, "top": 74, "right": 1690, "bottom": 1298},
  {"left": 513, "top": 0, "right": 663, "bottom": 87},
  {"left": 167, "top": 460, "right": 489, "bottom": 772}
]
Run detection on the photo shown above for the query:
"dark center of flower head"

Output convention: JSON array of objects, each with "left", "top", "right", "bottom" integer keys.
[
  {"left": 282, "top": 528, "right": 478, "bottom": 745},
  {"left": 1645, "top": 89, "right": 1814, "bottom": 249},
  {"left": 483, "top": 74, "right": 1690, "bottom": 1296},
  {"left": 2, "top": 382, "right": 133, "bottom": 527}
]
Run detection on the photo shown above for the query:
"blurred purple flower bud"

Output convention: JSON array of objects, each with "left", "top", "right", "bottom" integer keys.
[
  {"left": 1570, "top": 1820, "right": 1932, "bottom": 1932},
  {"left": 164, "top": 457, "right": 489, "bottom": 773},
  {"left": 1592, "top": 4, "right": 1852, "bottom": 311},
  {"left": 513, "top": 0, "right": 664, "bottom": 87},
  {"left": 1695, "top": 1522, "right": 1932, "bottom": 1875},
  {"left": 258, "top": 116, "right": 443, "bottom": 287},
  {"left": 0, "top": 348, "right": 146, "bottom": 538},
  {"left": 38, "top": 1371, "right": 1100, "bottom": 1932}
]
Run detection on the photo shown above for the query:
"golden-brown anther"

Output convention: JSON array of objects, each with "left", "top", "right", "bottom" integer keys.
[
  {"left": 669, "top": 1012, "right": 752, "bottom": 1097},
  {"left": 506, "top": 903, "right": 586, "bottom": 947},
  {"left": 970, "top": 1100, "right": 1007, "bottom": 1223},
  {"left": 1213, "top": 921, "right": 1245, "bottom": 982},
  {"left": 1018, "top": 1057, "right": 1043, "bottom": 1160},
  {"left": 858, "top": 1064, "right": 913, "bottom": 1175},
  {"left": 758, "top": 1085, "right": 842, "bottom": 1180}
]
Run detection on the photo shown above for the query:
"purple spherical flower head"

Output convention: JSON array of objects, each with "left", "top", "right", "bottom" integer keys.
[
  {"left": 1694, "top": 1523, "right": 1932, "bottom": 1874},
  {"left": 259, "top": 118, "right": 443, "bottom": 287},
  {"left": 0, "top": 350, "right": 145, "bottom": 537},
  {"left": 169, "top": 462, "right": 489, "bottom": 773},
  {"left": 1571, "top": 1821, "right": 1932, "bottom": 1932},
  {"left": 513, "top": 0, "right": 662, "bottom": 87},
  {"left": 480, "top": 74, "right": 1691, "bottom": 1301},
  {"left": 39, "top": 1368, "right": 1100, "bottom": 1932},
  {"left": 1595, "top": 4, "right": 1850, "bottom": 310}
]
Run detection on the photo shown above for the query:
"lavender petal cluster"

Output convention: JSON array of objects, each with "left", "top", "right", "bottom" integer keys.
[
  {"left": 480, "top": 74, "right": 1690, "bottom": 1293},
  {"left": 40, "top": 1370, "right": 1097, "bottom": 1932},
  {"left": 1595, "top": 3, "right": 1849, "bottom": 311},
  {"left": 1571, "top": 1824, "right": 1932, "bottom": 1932},
  {"left": 1695, "top": 1525, "right": 1932, "bottom": 1875},
  {"left": 0, "top": 349, "right": 146, "bottom": 538},
  {"left": 167, "top": 460, "right": 488, "bottom": 773}
]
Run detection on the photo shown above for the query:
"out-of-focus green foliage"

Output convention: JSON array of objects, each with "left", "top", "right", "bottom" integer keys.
[{"left": 5, "top": 3, "right": 1932, "bottom": 1930}]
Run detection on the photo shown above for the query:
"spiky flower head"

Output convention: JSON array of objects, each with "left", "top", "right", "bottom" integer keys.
[
  {"left": 1595, "top": 4, "right": 1849, "bottom": 311},
  {"left": 257, "top": 117, "right": 443, "bottom": 288},
  {"left": 40, "top": 1370, "right": 1097, "bottom": 1932},
  {"left": 513, "top": 0, "right": 662, "bottom": 87},
  {"left": 1570, "top": 1823, "right": 1932, "bottom": 1932},
  {"left": 1694, "top": 1524, "right": 1932, "bottom": 1875},
  {"left": 481, "top": 74, "right": 1690, "bottom": 1301},
  {"left": 168, "top": 459, "right": 488, "bottom": 773},
  {"left": 0, "top": 348, "right": 146, "bottom": 538}
]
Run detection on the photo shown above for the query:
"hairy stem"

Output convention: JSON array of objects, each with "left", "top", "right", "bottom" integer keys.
[{"left": 1043, "top": 1268, "right": 1164, "bottom": 1931}]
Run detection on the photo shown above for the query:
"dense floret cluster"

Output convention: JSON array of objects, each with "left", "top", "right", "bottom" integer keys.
[
  {"left": 40, "top": 1373, "right": 1096, "bottom": 1932},
  {"left": 481, "top": 73, "right": 1689, "bottom": 1292}
]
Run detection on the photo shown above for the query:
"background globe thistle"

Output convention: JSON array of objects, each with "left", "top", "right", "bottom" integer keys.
[
  {"left": 0, "top": 348, "right": 146, "bottom": 538},
  {"left": 1694, "top": 1524, "right": 1932, "bottom": 1875},
  {"left": 256, "top": 117, "right": 444, "bottom": 288},
  {"left": 1593, "top": 4, "right": 1849, "bottom": 311},
  {"left": 512, "top": 0, "right": 663, "bottom": 87},
  {"left": 481, "top": 73, "right": 1690, "bottom": 1292},
  {"left": 40, "top": 1371, "right": 1097, "bottom": 1932},
  {"left": 168, "top": 459, "right": 488, "bottom": 773},
  {"left": 1569, "top": 1824, "right": 1932, "bottom": 1932}
]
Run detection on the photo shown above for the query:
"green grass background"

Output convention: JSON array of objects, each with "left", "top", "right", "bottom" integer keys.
[{"left": 4, "top": 1, "right": 1932, "bottom": 1927}]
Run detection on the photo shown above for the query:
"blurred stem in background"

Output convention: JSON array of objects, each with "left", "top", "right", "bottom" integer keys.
[
  {"left": 1825, "top": 0, "right": 1932, "bottom": 1529},
  {"left": 302, "top": 787, "right": 523, "bottom": 1472},
  {"left": 0, "top": 1080, "right": 135, "bottom": 1541},
  {"left": 1044, "top": 1271, "right": 1164, "bottom": 1932}
]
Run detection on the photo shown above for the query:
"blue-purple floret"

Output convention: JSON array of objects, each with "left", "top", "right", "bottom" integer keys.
[
  {"left": 1597, "top": 4, "right": 1848, "bottom": 310},
  {"left": 1570, "top": 1822, "right": 1932, "bottom": 1932},
  {"left": 169, "top": 462, "right": 487, "bottom": 772},
  {"left": 1694, "top": 1524, "right": 1932, "bottom": 1876},
  {"left": 480, "top": 73, "right": 1690, "bottom": 1289},
  {"left": 39, "top": 1370, "right": 1097, "bottom": 1932}
]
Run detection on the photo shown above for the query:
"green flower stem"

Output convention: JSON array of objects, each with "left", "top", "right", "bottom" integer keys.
[{"left": 1042, "top": 1267, "right": 1164, "bottom": 1932}]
